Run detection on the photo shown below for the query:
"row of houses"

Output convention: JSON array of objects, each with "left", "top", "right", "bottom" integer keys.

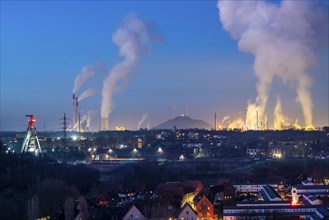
[
  {"left": 104, "top": 179, "right": 234, "bottom": 219},
  {"left": 93, "top": 177, "right": 329, "bottom": 219}
]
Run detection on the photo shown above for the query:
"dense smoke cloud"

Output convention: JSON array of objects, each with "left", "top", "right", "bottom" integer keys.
[
  {"left": 73, "top": 66, "right": 96, "bottom": 94},
  {"left": 101, "top": 14, "right": 161, "bottom": 130},
  {"left": 217, "top": 0, "right": 328, "bottom": 128}
]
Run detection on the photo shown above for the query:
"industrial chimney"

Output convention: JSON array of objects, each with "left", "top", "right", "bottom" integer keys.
[{"left": 214, "top": 113, "right": 217, "bottom": 131}]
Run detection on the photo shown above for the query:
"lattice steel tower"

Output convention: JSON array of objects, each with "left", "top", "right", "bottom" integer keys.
[{"left": 21, "top": 115, "right": 42, "bottom": 156}]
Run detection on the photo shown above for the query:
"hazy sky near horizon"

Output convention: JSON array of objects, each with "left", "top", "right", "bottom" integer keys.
[{"left": 1, "top": 0, "right": 328, "bottom": 131}]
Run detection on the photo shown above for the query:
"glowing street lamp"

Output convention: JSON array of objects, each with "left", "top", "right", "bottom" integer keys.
[
  {"left": 158, "top": 147, "right": 163, "bottom": 153},
  {"left": 179, "top": 154, "right": 184, "bottom": 161}
]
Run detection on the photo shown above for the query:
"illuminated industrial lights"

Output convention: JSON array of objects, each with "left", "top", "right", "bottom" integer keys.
[
  {"left": 273, "top": 152, "right": 282, "bottom": 158},
  {"left": 133, "top": 148, "right": 138, "bottom": 153},
  {"left": 108, "top": 148, "right": 113, "bottom": 153},
  {"left": 72, "top": 136, "right": 78, "bottom": 141},
  {"left": 158, "top": 147, "right": 163, "bottom": 153},
  {"left": 291, "top": 200, "right": 298, "bottom": 206},
  {"left": 179, "top": 154, "right": 184, "bottom": 161}
]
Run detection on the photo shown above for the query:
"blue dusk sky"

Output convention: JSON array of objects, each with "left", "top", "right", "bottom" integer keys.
[{"left": 1, "top": 0, "right": 328, "bottom": 131}]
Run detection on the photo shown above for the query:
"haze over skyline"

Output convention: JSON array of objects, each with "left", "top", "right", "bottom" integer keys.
[{"left": 1, "top": 0, "right": 328, "bottom": 131}]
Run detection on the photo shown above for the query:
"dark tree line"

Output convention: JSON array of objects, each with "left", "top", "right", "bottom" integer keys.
[{"left": 0, "top": 153, "right": 100, "bottom": 220}]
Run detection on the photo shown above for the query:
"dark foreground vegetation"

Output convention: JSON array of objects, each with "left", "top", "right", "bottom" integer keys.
[{"left": 0, "top": 153, "right": 100, "bottom": 220}]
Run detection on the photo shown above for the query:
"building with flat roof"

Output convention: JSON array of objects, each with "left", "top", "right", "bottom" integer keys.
[
  {"left": 260, "top": 185, "right": 283, "bottom": 202},
  {"left": 223, "top": 205, "right": 329, "bottom": 220},
  {"left": 233, "top": 183, "right": 278, "bottom": 193}
]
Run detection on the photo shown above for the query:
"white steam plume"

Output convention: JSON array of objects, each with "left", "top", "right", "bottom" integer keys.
[
  {"left": 221, "top": 115, "right": 230, "bottom": 124},
  {"left": 227, "top": 118, "right": 243, "bottom": 130},
  {"left": 273, "top": 96, "right": 289, "bottom": 130},
  {"left": 137, "top": 113, "right": 148, "bottom": 130},
  {"left": 78, "top": 88, "right": 97, "bottom": 101},
  {"left": 101, "top": 14, "right": 161, "bottom": 130},
  {"left": 73, "top": 66, "right": 96, "bottom": 94},
  {"left": 86, "top": 111, "right": 92, "bottom": 131},
  {"left": 221, "top": 115, "right": 231, "bottom": 128},
  {"left": 80, "top": 114, "right": 88, "bottom": 126},
  {"left": 293, "top": 119, "right": 302, "bottom": 130},
  {"left": 217, "top": 0, "right": 328, "bottom": 128}
]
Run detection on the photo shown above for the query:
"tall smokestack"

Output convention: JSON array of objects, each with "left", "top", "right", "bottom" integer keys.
[
  {"left": 214, "top": 113, "right": 217, "bottom": 131},
  {"left": 78, "top": 113, "right": 81, "bottom": 132},
  {"left": 101, "top": 118, "right": 109, "bottom": 131},
  {"left": 72, "top": 94, "right": 76, "bottom": 129},
  {"left": 256, "top": 110, "right": 258, "bottom": 130},
  {"left": 75, "top": 97, "right": 78, "bottom": 129}
]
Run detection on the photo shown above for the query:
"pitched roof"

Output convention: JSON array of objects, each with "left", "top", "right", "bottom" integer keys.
[
  {"left": 194, "top": 188, "right": 216, "bottom": 205},
  {"left": 195, "top": 193, "right": 214, "bottom": 206},
  {"left": 122, "top": 204, "right": 145, "bottom": 220},
  {"left": 178, "top": 202, "right": 197, "bottom": 216}
]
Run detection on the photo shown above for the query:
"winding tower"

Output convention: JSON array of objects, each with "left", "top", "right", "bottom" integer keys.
[{"left": 20, "top": 114, "right": 42, "bottom": 156}]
